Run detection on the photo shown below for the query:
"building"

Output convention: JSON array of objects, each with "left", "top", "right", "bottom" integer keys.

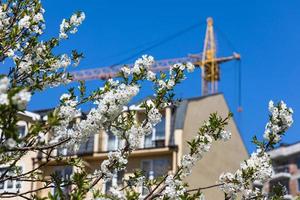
[
  {"left": 1, "top": 93, "right": 248, "bottom": 199},
  {"left": 0, "top": 111, "right": 40, "bottom": 199},
  {"left": 263, "top": 142, "right": 300, "bottom": 199}
]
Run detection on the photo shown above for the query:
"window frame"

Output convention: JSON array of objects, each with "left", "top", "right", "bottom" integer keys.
[
  {"left": 143, "top": 125, "right": 166, "bottom": 148},
  {"left": 103, "top": 170, "right": 124, "bottom": 194},
  {"left": 16, "top": 121, "right": 28, "bottom": 139},
  {"left": 0, "top": 165, "right": 24, "bottom": 193},
  {"left": 51, "top": 166, "right": 73, "bottom": 197},
  {"left": 297, "top": 178, "right": 300, "bottom": 192},
  {"left": 106, "top": 131, "right": 122, "bottom": 151}
]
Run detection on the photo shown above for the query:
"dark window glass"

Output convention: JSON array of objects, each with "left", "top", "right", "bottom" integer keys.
[
  {"left": 105, "top": 180, "right": 112, "bottom": 193},
  {"left": 107, "top": 132, "right": 117, "bottom": 151},
  {"left": 18, "top": 126, "right": 26, "bottom": 138},
  {"left": 117, "top": 170, "right": 124, "bottom": 186},
  {"left": 53, "top": 167, "right": 73, "bottom": 199},
  {"left": 144, "top": 134, "right": 153, "bottom": 148},
  {"left": 143, "top": 116, "right": 166, "bottom": 148},
  {"left": 141, "top": 159, "right": 170, "bottom": 179},
  {"left": 141, "top": 160, "right": 152, "bottom": 179},
  {"left": 296, "top": 159, "right": 300, "bottom": 169},
  {"left": 16, "top": 180, "right": 21, "bottom": 189},
  {"left": 7, "top": 179, "right": 13, "bottom": 188},
  {"left": 155, "top": 116, "right": 165, "bottom": 140}
]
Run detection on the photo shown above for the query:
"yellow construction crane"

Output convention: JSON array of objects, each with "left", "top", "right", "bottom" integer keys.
[
  {"left": 191, "top": 17, "right": 240, "bottom": 95},
  {"left": 71, "top": 17, "right": 241, "bottom": 97}
]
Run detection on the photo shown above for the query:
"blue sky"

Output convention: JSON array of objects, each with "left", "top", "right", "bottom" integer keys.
[{"left": 29, "top": 0, "right": 300, "bottom": 152}]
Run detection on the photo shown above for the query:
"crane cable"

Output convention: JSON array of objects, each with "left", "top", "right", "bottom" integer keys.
[
  {"left": 109, "top": 21, "right": 207, "bottom": 68},
  {"left": 102, "top": 19, "right": 242, "bottom": 113},
  {"left": 214, "top": 25, "right": 243, "bottom": 112}
]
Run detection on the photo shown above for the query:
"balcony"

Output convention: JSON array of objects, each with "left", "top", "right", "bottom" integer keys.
[
  {"left": 271, "top": 165, "right": 291, "bottom": 180},
  {"left": 283, "top": 194, "right": 293, "bottom": 200}
]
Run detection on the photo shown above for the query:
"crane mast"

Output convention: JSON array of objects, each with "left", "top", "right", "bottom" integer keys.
[
  {"left": 70, "top": 17, "right": 240, "bottom": 96},
  {"left": 192, "top": 17, "right": 240, "bottom": 95}
]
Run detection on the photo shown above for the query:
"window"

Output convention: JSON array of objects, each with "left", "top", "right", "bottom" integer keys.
[
  {"left": 0, "top": 166, "right": 23, "bottom": 192},
  {"left": 104, "top": 170, "right": 124, "bottom": 194},
  {"left": 18, "top": 126, "right": 26, "bottom": 138},
  {"left": 107, "top": 131, "right": 122, "bottom": 151},
  {"left": 141, "top": 158, "right": 170, "bottom": 179},
  {"left": 52, "top": 166, "right": 73, "bottom": 198},
  {"left": 296, "top": 159, "right": 300, "bottom": 169},
  {"left": 143, "top": 116, "right": 166, "bottom": 148},
  {"left": 16, "top": 121, "right": 27, "bottom": 139},
  {"left": 140, "top": 159, "right": 170, "bottom": 196}
]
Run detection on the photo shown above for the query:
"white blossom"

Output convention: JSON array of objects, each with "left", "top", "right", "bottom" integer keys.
[
  {"left": 121, "top": 66, "right": 131, "bottom": 77},
  {"left": 186, "top": 62, "right": 195, "bottom": 73},
  {"left": 219, "top": 130, "right": 231, "bottom": 141},
  {"left": 17, "top": 55, "right": 33, "bottom": 73},
  {"left": 166, "top": 79, "right": 175, "bottom": 89},
  {"left": 18, "top": 15, "right": 31, "bottom": 29},
  {"left": 148, "top": 107, "right": 161, "bottom": 125},
  {"left": 219, "top": 149, "right": 272, "bottom": 199},
  {"left": 33, "top": 13, "right": 44, "bottom": 23},
  {"left": 162, "top": 175, "right": 186, "bottom": 199},
  {"left": 146, "top": 70, "right": 156, "bottom": 81},
  {"left": 0, "top": 77, "right": 9, "bottom": 105},
  {"left": 59, "top": 12, "right": 85, "bottom": 39},
  {"left": 0, "top": 94, "right": 8, "bottom": 105},
  {"left": 5, "top": 138, "right": 17, "bottom": 148},
  {"left": 263, "top": 100, "right": 293, "bottom": 142},
  {"left": 109, "top": 186, "right": 125, "bottom": 199},
  {"left": 5, "top": 49, "right": 14, "bottom": 57},
  {"left": 0, "top": 77, "right": 9, "bottom": 93},
  {"left": 70, "top": 12, "right": 85, "bottom": 26},
  {"left": 12, "top": 89, "right": 31, "bottom": 109},
  {"left": 59, "top": 54, "right": 71, "bottom": 68}
]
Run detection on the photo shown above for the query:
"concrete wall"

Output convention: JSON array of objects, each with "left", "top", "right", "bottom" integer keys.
[{"left": 180, "top": 94, "right": 248, "bottom": 199}]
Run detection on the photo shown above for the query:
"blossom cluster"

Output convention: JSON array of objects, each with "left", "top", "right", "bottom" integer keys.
[
  {"left": 0, "top": 76, "right": 31, "bottom": 109},
  {"left": 263, "top": 100, "right": 293, "bottom": 143},
  {"left": 100, "top": 150, "right": 128, "bottom": 180},
  {"left": 59, "top": 12, "right": 86, "bottom": 39},
  {"left": 123, "top": 105, "right": 163, "bottom": 149},
  {"left": 180, "top": 114, "right": 232, "bottom": 177},
  {"left": 219, "top": 149, "right": 272, "bottom": 199},
  {"left": 53, "top": 83, "right": 139, "bottom": 151},
  {"left": 1, "top": 2, "right": 46, "bottom": 59},
  {"left": 0, "top": 77, "right": 9, "bottom": 105},
  {"left": 1, "top": 1, "right": 85, "bottom": 92},
  {"left": 219, "top": 101, "right": 293, "bottom": 199},
  {"left": 121, "top": 55, "right": 155, "bottom": 78},
  {"left": 161, "top": 175, "right": 186, "bottom": 199}
]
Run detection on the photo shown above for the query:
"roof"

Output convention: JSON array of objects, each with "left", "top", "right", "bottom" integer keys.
[
  {"left": 173, "top": 93, "right": 224, "bottom": 129},
  {"left": 18, "top": 111, "right": 40, "bottom": 121},
  {"left": 268, "top": 141, "right": 300, "bottom": 159},
  {"left": 33, "top": 108, "right": 54, "bottom": 118}
]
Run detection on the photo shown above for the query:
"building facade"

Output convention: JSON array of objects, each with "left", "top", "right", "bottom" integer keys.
[
  {"left": 0, "top": 111, "right": 40, "bottom": 199},
  {"left": 1, "top": 93, "right": 249, "bottom": 199},
  {"left": 264, "top": 142, "right": 300, "bottom": 199}
]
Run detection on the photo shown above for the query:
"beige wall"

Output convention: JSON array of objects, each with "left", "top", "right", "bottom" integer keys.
[
  {"left": 1, "top": 118, "right": 38, "bottom": 200},
  {"left": 180, "top": 94, "right": 248, "bottom": 199}
]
